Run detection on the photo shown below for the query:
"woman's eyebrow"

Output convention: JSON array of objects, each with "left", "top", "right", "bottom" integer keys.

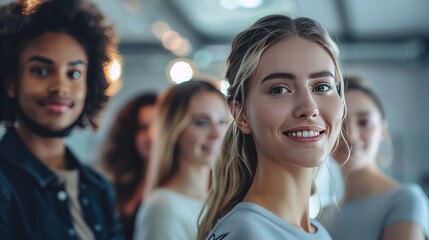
[{"left": 309, "top": 71, "right": 334, "bottom": 79}]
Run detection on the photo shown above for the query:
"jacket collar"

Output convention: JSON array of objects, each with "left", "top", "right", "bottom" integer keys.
[{"left": 0, "top": 128, "right": 105, "bottom": 190}]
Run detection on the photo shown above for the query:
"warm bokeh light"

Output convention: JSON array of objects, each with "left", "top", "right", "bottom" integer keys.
[
  {"left": 161, "top": 30, "right": 182, "bottom": 51},
  {"left": 152, "top": 21, "right": 171, "bottom": 39},
  {"left": 171, "top": 38, "right": 192, "bottom": 56},
  {"left": 167, "top": 59, "right": 197, "bottom": 84},
  {"left": 104, "top": 56, "right": 123, "bottom": 96},
  {"left": 108, "top": 58, "right": 122, "bottom": 82},
  {"left": 23, "top": 0, "right": 41, "bottom": 15}
]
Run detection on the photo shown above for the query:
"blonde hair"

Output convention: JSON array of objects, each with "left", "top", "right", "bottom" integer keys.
[
  {"left": 198, "top": 15, "right": 346, "bottom": 239},
  {"left": 144, "top": 80, "right": 227, "bottom": 196}
]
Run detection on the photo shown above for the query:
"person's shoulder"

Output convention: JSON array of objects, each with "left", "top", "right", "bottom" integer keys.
[
  {"left": 384, "top": 183, "right": 429, "bottom": 235},
  {"left": 393, "top": 183, "right": 428, "bottom": 205},
  {"left": 207, "top": 203, "right": 280, "bottom": 240},
  {"left": 135, "top": 189, "right": 191, "bottom": 232},
  {"left": 208, "top": 213, "right": 263, "bottom": 240},
  {"left": 138, "top": 189, "right": 180, "bottom": 215},
  {"left": 145, "top": 189, "right": 196, "bottom": 215}
]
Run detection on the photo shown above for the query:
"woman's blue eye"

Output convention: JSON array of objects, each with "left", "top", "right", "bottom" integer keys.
[
  {"left": 314, "top": 83, "right": 331, "bottom": 92},
  {"left": 269, "top": 86, "right": 288, "bottom": 95},
  {"left": 358, "top": 119, "right": 370, "bottom": 127},
  {"left": 195, "top": 119, "right": 209, "bottom": 127},
  {"left": 68, "top": 70, "right": 81, "bottom": 79},
  {"left": 31, "top": 67, "right": 49, "bottom": 77}
]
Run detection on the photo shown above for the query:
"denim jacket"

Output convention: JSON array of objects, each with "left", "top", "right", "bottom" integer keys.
[{"left": 0, "top": 128, "right": 124, "bottom": 240}]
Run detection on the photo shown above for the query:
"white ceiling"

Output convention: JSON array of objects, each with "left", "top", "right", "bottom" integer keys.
[
  {"left": 1, "top": 0, "right": 428, "bottom": 61},
  {"left": 92, "top": 0, "right": 429, "bottom": 42},
  {"left": 94, "top": 0, "right": 429, "bottom": 62}
]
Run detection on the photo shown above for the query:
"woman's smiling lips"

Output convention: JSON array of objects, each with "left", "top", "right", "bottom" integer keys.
[{"left": 283, "top": 126, "right": 325, "bottom": 143}]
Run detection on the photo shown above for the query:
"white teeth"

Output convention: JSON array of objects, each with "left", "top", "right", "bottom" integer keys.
[
  {"left": 203, "top": 145, "right": 220, "bottom": 154},
  {"left": 286, "top": 130, "right": 320, "bottom": 138}
]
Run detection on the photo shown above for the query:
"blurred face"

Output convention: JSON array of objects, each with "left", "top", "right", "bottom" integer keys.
[
  {"left": 333, "top": 90, "right": 386, "bottom": 171},
  {"left": 135, "top": 105, "right": 156, "bottom": 160},
  {"left": 177, "top": 91, "right": 230, "bottom": 167},
  {"left": 8, "top": 32, "right": 87, "bottom": 135},
  {"left": 238, "top": 38, "right": 344, "bottom": 168}
]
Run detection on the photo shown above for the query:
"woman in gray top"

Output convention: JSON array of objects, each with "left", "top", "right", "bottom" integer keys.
[
  {"left": 197, "top": 14, "right": 347, "bottom": 240},
  {"left": 318, "top": 76, "right": 429, "bottom": 240}
]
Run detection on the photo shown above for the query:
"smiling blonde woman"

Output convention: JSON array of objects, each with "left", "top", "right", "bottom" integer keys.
[{"left": 197, "top": 14, "right": 346, "bottom": 240}]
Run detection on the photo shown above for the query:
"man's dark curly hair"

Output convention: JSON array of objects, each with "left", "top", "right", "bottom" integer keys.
[{"left": 0, "top": 0, "right": 119, "bottom": 129}]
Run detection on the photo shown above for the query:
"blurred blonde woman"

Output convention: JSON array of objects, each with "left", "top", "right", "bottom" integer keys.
[
  {"left": 197, "top": 14, "right": 346, "bottom": 240},
  {"left": 318, "top": 76, "right": 429, "bottom": 240},
  {"left": 134, "top": 80, "right": 230, "bottom": 240}
]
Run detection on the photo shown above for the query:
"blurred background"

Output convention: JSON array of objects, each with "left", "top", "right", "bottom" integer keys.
[{"left": 1, "top": 0, "right": 429, "bottom": 211}]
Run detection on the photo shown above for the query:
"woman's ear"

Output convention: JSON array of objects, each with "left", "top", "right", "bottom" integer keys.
[{"left": 230, "top": 101, "right": 252, "bottom": 134}]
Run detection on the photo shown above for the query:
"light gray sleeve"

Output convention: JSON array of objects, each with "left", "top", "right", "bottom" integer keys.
[{"left": 384, "top": 184, "right": 429, "bottom": 237}]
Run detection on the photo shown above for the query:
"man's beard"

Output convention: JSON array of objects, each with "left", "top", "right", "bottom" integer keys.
[{"left": 16, "top": 104, "right": 82, "bottom": 138}]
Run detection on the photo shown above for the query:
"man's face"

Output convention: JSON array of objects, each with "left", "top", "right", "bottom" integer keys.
[{"left": 8, "top": 32, "right": 88, "bottom": 136}]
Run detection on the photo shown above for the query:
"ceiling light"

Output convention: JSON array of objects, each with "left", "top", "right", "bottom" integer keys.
[{"left": 167, "top": 59, "right": 198, "bottom": 84}]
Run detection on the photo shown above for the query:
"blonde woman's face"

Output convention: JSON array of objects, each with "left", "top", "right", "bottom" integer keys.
[
  {"left": 240, "top": 37, "right": 344, "bottom": 168},
  {"left": 333, "top": 90, "right": 386, "bottom": 171},
  {"left": 177, "top": 91, "right": 230, "bottom": 167}
]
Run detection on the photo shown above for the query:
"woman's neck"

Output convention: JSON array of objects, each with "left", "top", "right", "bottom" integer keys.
[
  {"left": 342, "top": 165, "right": 398, "bottom": 201},
  {"left": 243, "top": 160, "right": 315, "bottom": 233},
  {"left": 164, "top": 163, "right": 211, "bottom": 201}
]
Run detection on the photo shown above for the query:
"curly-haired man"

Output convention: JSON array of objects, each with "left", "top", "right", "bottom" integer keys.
[{"left": 0, "top": 0, "right": 124, "bottom": 239}]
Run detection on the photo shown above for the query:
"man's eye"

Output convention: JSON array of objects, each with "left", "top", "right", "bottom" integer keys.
[
  {"left": 68, "top": 70, "right": 81, "bottom": 79},
  {"left": 31, "top": 67, "right": 49, "bottom": 77}
]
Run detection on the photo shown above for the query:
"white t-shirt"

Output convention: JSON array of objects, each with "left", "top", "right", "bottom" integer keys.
[
  {"left": 56, "top": 169, "right": 95, "bottom": 240},
  {"left": 134, "top": 188, "right": 204, "bottom": 240}
]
